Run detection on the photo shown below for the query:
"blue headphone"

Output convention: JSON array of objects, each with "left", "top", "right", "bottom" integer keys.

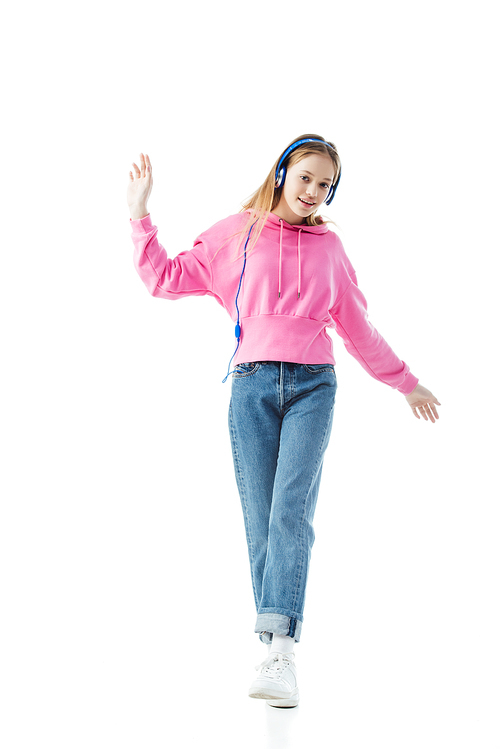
[{"left": 222, "top": 137, "right": 341, "bottom": 383}]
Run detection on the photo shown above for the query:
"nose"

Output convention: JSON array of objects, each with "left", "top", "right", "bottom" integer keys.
[{"left": 306, "top": 183, "right": 318, "bottom": 199}]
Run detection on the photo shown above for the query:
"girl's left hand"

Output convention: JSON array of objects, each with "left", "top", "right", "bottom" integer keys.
[{"left": 405, "top": 384, "right": 441, "bottom": 423}]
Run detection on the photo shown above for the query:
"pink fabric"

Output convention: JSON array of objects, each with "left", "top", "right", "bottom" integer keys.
[{"left": 130, "top": 210, "right": 418, "bottom": 395}]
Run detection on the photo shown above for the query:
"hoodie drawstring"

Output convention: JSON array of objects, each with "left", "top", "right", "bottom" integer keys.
[
  {"left": 278, "top": 219, "right": 303, "bottom": 300},
  {"left": 297, "top": 228, "right": 302, "bottom": 300},
  {"left": 278, "top": 219, "right": 283, "bottom": 299}
]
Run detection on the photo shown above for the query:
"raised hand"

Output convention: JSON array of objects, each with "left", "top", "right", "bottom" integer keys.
[
  {"left": 405, "top": 383, "right": 441, "bottom": 423},
  {"left": 127, "top": 153, "right": 153, "bottom": 213}
]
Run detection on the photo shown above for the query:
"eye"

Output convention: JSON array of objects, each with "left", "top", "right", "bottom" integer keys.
[{"left": 300, "top": 175, "right": 330, "bottom": 190}]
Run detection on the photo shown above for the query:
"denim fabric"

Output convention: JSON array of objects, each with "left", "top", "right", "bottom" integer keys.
[{"left": 228, "top": 361, "right": 337, "bottom": 644}]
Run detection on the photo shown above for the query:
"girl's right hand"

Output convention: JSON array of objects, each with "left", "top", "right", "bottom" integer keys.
[{"left": 127, "top": 153, "right": 153, "bottom": 209}]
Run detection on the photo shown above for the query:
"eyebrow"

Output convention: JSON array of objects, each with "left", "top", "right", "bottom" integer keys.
[{"left": 300, "top": 169, "right": 333, "bottom": 184}]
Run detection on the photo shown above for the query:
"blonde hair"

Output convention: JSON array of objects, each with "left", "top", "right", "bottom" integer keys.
[{"left": 210, "top": 134, "right": 342, "bottom": 265}]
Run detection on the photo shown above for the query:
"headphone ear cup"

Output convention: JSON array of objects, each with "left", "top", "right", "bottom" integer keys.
[
  {"left": 275, "top": 167, "right": 285, "bottom": 189},
  {"left": 325, "top": 169, "right": 341, "bottom": 205}
]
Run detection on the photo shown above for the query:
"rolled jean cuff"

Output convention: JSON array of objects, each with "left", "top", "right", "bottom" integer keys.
[{"left": 255, "top": 612, "right": 303, "bottom": 644}]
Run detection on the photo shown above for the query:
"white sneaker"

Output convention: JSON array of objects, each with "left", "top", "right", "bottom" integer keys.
[{"left": 248, "top": 652, "right": 299, "bottom": 708}]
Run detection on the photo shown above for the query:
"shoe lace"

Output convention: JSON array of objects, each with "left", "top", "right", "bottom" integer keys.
[{"left": 255, "top": 652, "right": 295, "bottom": 676}]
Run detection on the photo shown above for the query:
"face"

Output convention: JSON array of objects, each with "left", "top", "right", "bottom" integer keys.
[{"left": 273, "top": 153, "right": 335, "bottom": 225}]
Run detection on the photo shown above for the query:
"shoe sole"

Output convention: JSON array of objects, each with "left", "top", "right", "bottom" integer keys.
[
  {"left": 249, "top": 688, "right": 299, "bottom": 706},
  {"left": 266, "top": 698, "right": 299, "bottom": 708}
]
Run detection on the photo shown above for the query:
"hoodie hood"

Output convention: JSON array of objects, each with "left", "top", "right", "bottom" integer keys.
[{"left": 246, "top": 210, "right": 330, "bottom": 300}]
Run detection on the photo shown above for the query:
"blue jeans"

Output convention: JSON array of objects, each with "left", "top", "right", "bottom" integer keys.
[{"left": 228, "top": 361, "right": 337, "bottom": 645}]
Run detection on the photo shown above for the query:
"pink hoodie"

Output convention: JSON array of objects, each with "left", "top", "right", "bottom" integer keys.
[{"left": 130, "top": 210, "right": 418, "bottom": 395}]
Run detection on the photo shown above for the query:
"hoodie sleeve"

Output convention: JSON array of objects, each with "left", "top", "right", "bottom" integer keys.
[
  {"left": 330, "top": 269, "right": 419, "bottom": 396},
  {"left": 130, "top": 213, "right": 213, "bottom": 300}
]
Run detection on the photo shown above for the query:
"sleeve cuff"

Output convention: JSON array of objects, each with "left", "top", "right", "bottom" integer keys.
[
  {"left": 129, "top": 212, "right": 152, "bottom": 229},
  {"left": 398, "top": 372, "right": 419, "bottom": 396}
]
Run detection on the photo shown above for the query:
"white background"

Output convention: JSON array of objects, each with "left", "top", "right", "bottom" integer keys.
[{"left": 1, "top": 1, "right": 499, "bottom": 747}]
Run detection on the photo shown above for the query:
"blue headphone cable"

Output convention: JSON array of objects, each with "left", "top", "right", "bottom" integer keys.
[{"left": 221, "top": 218, "right": 258, "bottom": 384}]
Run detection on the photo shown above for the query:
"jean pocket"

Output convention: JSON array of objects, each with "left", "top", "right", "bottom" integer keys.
[
  {"left": 302, "top": 363, "right": 336, "bottom": 375},
  {"left": 232, "top": 361, "right": 261, "bottom": 378}
]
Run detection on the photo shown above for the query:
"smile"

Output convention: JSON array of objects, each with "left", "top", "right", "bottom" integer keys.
[{"left": 298, "top": 197, "right": 315, "bottom": 206}]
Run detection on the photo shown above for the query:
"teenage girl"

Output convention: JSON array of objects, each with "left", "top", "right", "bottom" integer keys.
[{"left": 127, "top": 134, "right": 441, "bottom": 708}]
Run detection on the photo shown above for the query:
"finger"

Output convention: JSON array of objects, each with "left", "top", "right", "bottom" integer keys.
[
  {"left": 419, "top": 405, "right": 428, "bottom": 421},
  {"left": 424, "top": 403, "right": 436, "bottom": 423},
  {"left": 132, "top": 161, "right": 140, "bottom": 176},
  {"left": 413, "top": 407, "right": 420, "bottom": 419},
  {"left": 430, "top": 403, "right": 440, "bottom": 420}
]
